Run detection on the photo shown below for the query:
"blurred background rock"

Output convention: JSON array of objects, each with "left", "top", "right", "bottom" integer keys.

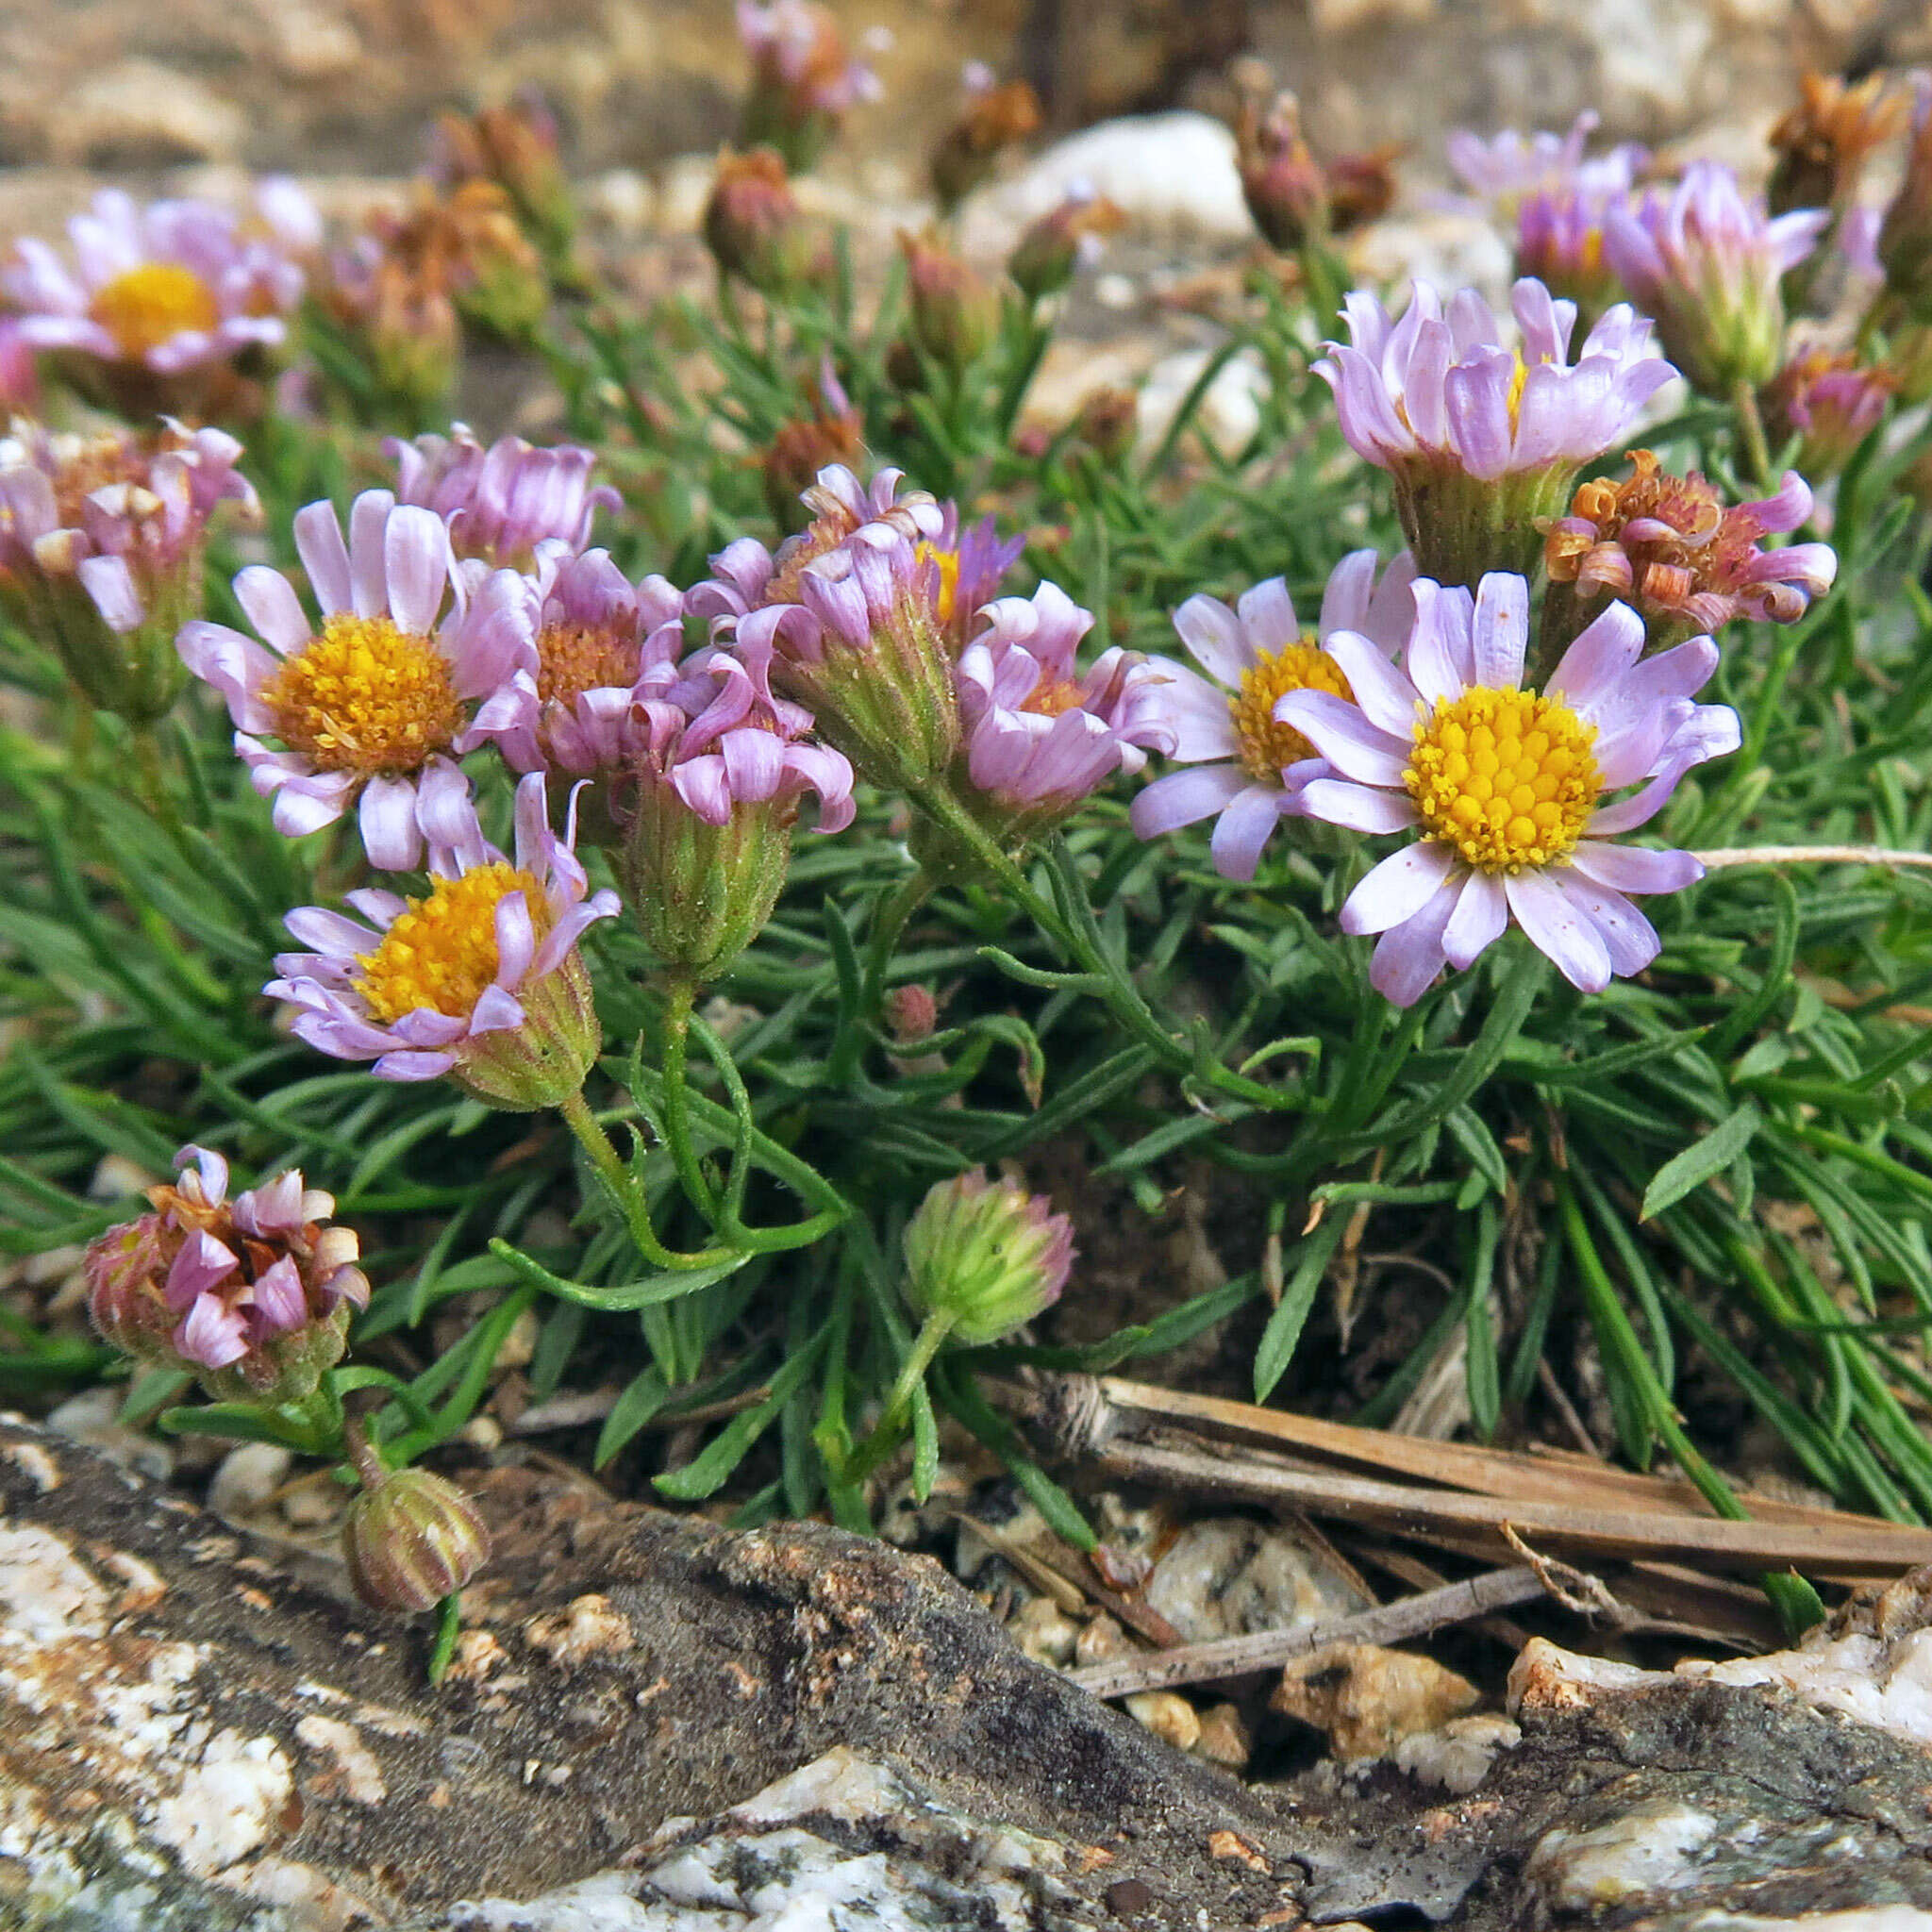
[{"left": 0, "top": 0, "right": 1924, "bottom": 221}]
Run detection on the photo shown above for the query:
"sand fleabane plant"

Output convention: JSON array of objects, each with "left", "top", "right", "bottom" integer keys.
[
  {"left": 1130, "top": 548, "right": 1416, "bottom": 880},
  {"left": 0, "top": 420, "right": 257, "bottom": 728},
  {"left": 178, "top": 489, "right": 525, "bottom": 866},
  {"left": 1276, "top": 573, "right": 1740, "bottom": 1004},
  {"left": 267, "top": 769, "right": 617, "bottom": 1108},
  {"left": 1315, "top": 277, "right": 1675, "bottom": 589}
]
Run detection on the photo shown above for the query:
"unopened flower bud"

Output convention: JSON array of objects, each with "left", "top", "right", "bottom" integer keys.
[
  {"left": 931, "top": 68, "right": 1041, "bottom": 213},
  {"left": 432, "top": 91, "right": 578, "bottom": 268},
  {"left": 343, "top": 1465, "right": 490, "bottom": 1614},
  {"left": 1235, "top": 90, "right": 1329, "bottom": 253},
  {"left": 705, "top": 148, "right": 815, "bottom": 292},
  {"left": 902, "top": 1169, "right": 1074, "bottom": 1346},
  {"left": 900, "top": 228, "right": 1001, "bottom": 373},
  {"left": 738, "top": 0, "right": 881, "bottom": 174},
  {"left": 1074, "top": 386, "right": 1140, "bottom": 463},
  {"left": 1008, "top": 185, "right": 1124, "bottom": 302},
  {"left": 1763, "top": 345, "right": 1894, "bottom": 477},
  {"left": 885, "top": 983, "right": 938, "bottom": 1045}
]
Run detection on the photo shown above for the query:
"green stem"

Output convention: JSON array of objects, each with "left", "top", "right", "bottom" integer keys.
[
  {"left": 556, "top": 1087, "right": 741, "bottom": 1273},
  {"left": 659, "top": 974, "right": 718, "bottom": 1217},
  {"left": 132, "top": 726, "right": 192, "bottom": 855},
  {"left": 1731, "top": 377, "right": 1774, "bottom": 491},
  {"left": 426, "top": 1592, "right": 463, "bottom": 1686},
  {"left": 841, "top": 1306, "right": 959, "bottom": 1488}
]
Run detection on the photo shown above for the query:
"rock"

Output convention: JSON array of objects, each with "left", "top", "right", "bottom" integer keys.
[
  {"left": 56, "top": 60, "right": 247, "bottom": 168},
  {"left": 1008, "top": 1592, "right": 1080, "bottom": 1668},
  {"left": 1391, "top": 1712, "right": 1522, "bottom": 1793},
  {"left": 208, "top": 1443, "right": 294, "bottom": 1522},
  {"left": 960, "top": 113, "right": 1252, "bottom": 259},
  {"left": 1136, "top": 346, "right": 1270, "bottom": 460},
  {"left": 1125, "top": 1689, "right": 1201, "bottom": 1751},
  {"left": 1141, "top": 1517, "right": 1370, "bottom": 1644},
  {"left": 1192, "top": 1702, "right": 1253, "bottom": 1772},
  {"left": 42, "top": 1385, "right": 172, "bottom": 1482},
  {"left": 1273, "top": 1642, "right": 1482, "bottom": 1764}
]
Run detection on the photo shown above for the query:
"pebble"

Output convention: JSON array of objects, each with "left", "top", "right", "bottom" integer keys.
[
  {"left": 1273, "top": 1642, "right": 1481, "bottom": 1763},
  {"left": 208, "top": 1442, "right": 293, "bottom": 1522},
  {"left": 1393, "top": 1713, "right": 1522, "bottom": 1793},
  {"left": 89, "top": 1154, "right": 158, "bottom": 1202},
  {"left": 1141, "top": 1519, "right": 1369, "bottom": 1645},
  {"left": 1008, "top": 1595, "right": 1079, "bottom": 1669},
  {"left": 44, "top": 1386, "right": 172, "bottom": 1482},
  {"left": 1191, "top": 1702, "right": 1253, "bottom": 1773},
  {"left": 280, "top": 1476, "right": 345, "bottom": 1529},
  {"left": 1125, "top": 1690, "right": 1200, "bottom": 1752},
  {"left": 1074, "top": 1612, "right": 1134, "bottom": 1668}
]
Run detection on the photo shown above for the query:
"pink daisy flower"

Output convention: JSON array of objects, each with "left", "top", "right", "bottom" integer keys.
[
  {"left": 1276, "top": 573, "right": 1740, "bottom": 1004},
  {"left": 1129, "top": 549, "right": 1415, "bottom": 880}
]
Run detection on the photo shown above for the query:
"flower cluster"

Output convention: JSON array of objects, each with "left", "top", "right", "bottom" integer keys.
[
  {"left": 86, "top": 1145, "right": 368, "bottom": 1399},
  {"left": 737, "top": 0, "right": 881, "bottom": 172},
  {"left": 390, "top": 425, "right": 619, "bottom": 568}
]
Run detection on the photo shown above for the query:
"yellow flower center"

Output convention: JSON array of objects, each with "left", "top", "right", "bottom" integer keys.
[
  {"left": 87, "top": 263, "right": 221, "bottom": 361},
  {"left": 355, "top": 863, "right": 546, "bottom": 1024},
  {"left": 1229, "top": 640, "right": 1354, "bottom": 783},
  {"left": 258, "top": 613, "right": 464, "bottom": 777},
  {"left": 535, "top": 622, "right": 638, "bottom": 708},
  {"left": 917, "top": 541, "right": 961, "bottom": 625},
  {"left": 1406, "top": 687, "right": 1599, "bottom": 873},
  {"left": 1021, "top": 676, "right": 1084, "bottom": 719},
  {"left": 1507, "top": 353, "right": 1529, "bottom": 430}
]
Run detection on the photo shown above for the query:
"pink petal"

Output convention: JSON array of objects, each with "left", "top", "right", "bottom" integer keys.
[
  {"left": 292, "top": 501, "right": 353, "bottom": 616},
  {"left": 1273, "top": 690, "right": 1408, "bottom": 787},
  {"left": 1298, "top": 777, "right": 1420, "bottom": 834},
  {"left": 1567, "top": 841, "right": 1703, "bottom": 895},
  {"left": 1370, "top": 879, "right": 1459, "bottom": 1007},
  {"left": 1504, "top": 867, "right": 1612, "bottom": 991},
  {"left": 1342, "top": 841, "right": 1457, "bottom": 936},
  {"left": 1130, "top": 762, "right": 1249, "bottom": 840},
  {"left": 1441, "top": 868, "right": 1508, "bottom": 971},
  {"left": 1208, "top": 784, "right": 1289, "bottom": 882},
  {"left": 1172, "top": 594, "right": 1250, "bottom": 687}
]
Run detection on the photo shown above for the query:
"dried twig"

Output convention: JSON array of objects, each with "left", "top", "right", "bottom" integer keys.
[{"left": 1065, "top": 1566, "right": 1547, "bottom": 1699}]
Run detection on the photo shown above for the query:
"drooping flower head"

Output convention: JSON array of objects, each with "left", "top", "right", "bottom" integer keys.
[
  {"left": 1008, "top": 182, "right": 1126, "bottom": 303},
  {"left": 461, "top": 545, "right": 687, "bottom": 779},
  {"left": 613, "top": 646, "right": 855, "bottom": 976},
  {"left": 1315, "top": 277, "right": 1675, "bottom": 587},
  {"left": 85, "top": 1143, "right": 369, "bottom": 1401},
  {"left": 269, "top": 771, "right": 618, "bottom": 1107},
  {"left": 390, "top": 425, "right": 619, "bottom": 569},
  {"left": 737, "top": 0, "right": 882, "bottom": 172},
  {"left": 930, "top": 64, "right": 1042, "bottom": 213},
  {"left": 1130, "top": 549, "right": 1416, "bottom": 880},
  {"left": 1543, "top": 450, "right": 1836, "bottom": 646},
  {"left": 343, "top": 1462, "right": 491, "bottom": 1615},
  {"left": 1276, "top": 573, "right": 1740, "bottom": 1004},
  {"left": 0, "top": 420, "right": 257, "bottom": 724},
  {"left": 764, "top": 357, "right": 867, "bottom": 531},
  {"left": 1603, "top": 161, "right": 1828, "bottom": 396},
  {"left": 177, "top": 490, "right": 525, "bottom": 867},
  {"left": 5, "top": 186, "right": 308, "bottom": 413},
  {"left": 902, "top": 1170, "right": 1074, "bottom": 1345},
  {"left": 946, "top": 581, "right": 1174, "bottom": 854}
]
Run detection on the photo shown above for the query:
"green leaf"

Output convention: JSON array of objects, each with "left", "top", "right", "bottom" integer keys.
[
  {"left": 594, "top": 1367, "right": 670, "bottom": 1469},
  {"left": 1254, "top": 1217, "right": 1348, "bottom": 1402},
  {"left": 488, "top": 1238, "right": 749, "bottom": 1308},
  {"left": 1641, "top": 1103, "right": 1762, "bottom": 1221}
]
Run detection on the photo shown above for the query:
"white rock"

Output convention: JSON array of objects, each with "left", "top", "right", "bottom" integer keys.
[
  {"left": 45, "top": 1386, "right": 173, "bottom": 1482},
  {"left": 208, "top": 1442, "right": 293, "bottom": 1522},
  {"left": 1524, "top": 1797, "right": 1719, "bottom": 1911},
  {"left": 1136, "top": 346, "right": 1270, "bottom": 461},
  {"left": 961, "top": 112, "right": 1251, "bottom": 258},
  {"left": 1141, "top": 1517, "right": 1368, "bottom": 1643},
  {"left": 1392, "top": 1713, "right": 1522, "bottom": 1793}
]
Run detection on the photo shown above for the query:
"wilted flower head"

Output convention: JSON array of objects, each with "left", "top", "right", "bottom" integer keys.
[
  {"left": 930, "top": 65, "right": 1041, "bottom": 212},
  {"left": 1008, "top": 182, "right": 1125, "bottom": 302},
  {"left": 737, "top": 0, "right": 881, "bottom": 172},
  {"left": 430, "top": 90, "right": 576, "bottom": 264},
  {"left": 1544, "top": 450, "right": 1836, "bottom": 640},
  {"left": 5, "top": 186, "right": 306, "bottom": 411},
  {"left": 1277, "top": 574, "right": 1740, "bottom": 1003},
  {"left": 1315, "top": 277, "right": 1675, "bottom": 586},
  {"left": 316, "top": 232, "right": 461, "bottom": 425},
  {"left": 86, "top": 1143, "right": 368, "bottom": 1401},
  {"left": 353, "top": 179, "right": 548, "bottom": 348},
  {"left": 1762, "top": 345, "right": 1895, "bottom": 477},
  {"left": 948, "top": 581, "right": 1174, "bottom": 850},
  {"left": 343, "top": 1461, "right": 490, "bottom": 1614},
  {"left": 0, "top": 420, "right": 256, "bottom": 724},
  {"left": 462, "top": 546, "right": 686, "bottom": 778},
  {"left": 177, "top": 490, "right": 525, "bottom": 866},
  {"left": 1131, "top": 549, "right": 1416, "bottom": 880},
  {"left": 269, "top": 771, "right": 618, "bottom": 1107},
  {"left": 613, "top": 646, "right": 855, "bottom": 975},
  {"left": 1603, "top": 160, "right": 1827, "bottom": 395},
  {"left": 1769, "top": 72, "right": 1903, "bottom": 217},
  {"left": 390, "top": 424, "right": 618, "bottom": 568},
  {"left": 764, "top": 358, "right": 867, "bottom": 530},
  {"left": 902, "top": 1169, "right": 1074, "bottom": 1346}
]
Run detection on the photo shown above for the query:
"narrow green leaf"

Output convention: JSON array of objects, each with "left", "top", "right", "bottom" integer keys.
[{"left": 1641, "top": 1103, "right": 1761, "bottom": 1221}]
